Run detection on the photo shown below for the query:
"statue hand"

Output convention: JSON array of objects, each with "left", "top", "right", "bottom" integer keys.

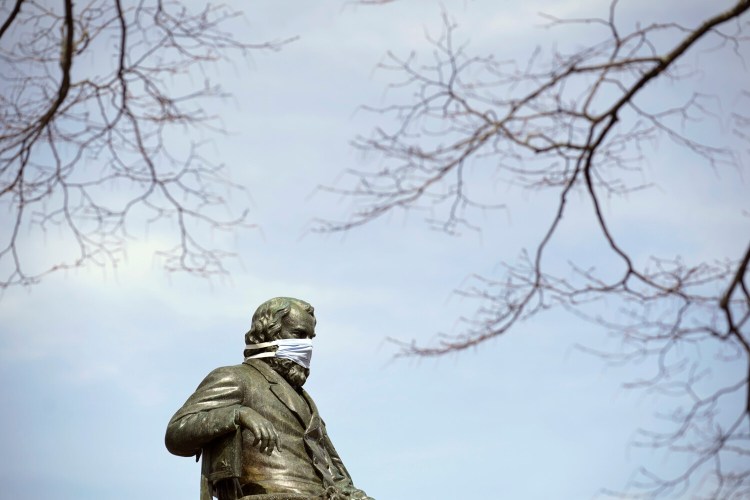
[{"left": 237, "top": 408, "right": 281, "bottom": 454}]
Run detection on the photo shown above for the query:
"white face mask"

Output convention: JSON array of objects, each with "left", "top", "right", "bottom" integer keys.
[{"left": 244, "top": 338, "right": 313, "bottom": 369}]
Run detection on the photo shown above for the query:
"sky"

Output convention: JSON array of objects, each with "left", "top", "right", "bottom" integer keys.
[{"left": 1, "top": 1, "right": 749, "bottom": 499}]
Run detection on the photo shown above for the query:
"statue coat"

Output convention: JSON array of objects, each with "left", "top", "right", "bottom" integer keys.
[{"left": 166, "top": 359, "right": 356, "bottom": 499}]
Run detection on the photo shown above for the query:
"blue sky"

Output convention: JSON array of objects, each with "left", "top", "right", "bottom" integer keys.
[{"left": 1, "top": 1, "right": 748, "bottom": 499}]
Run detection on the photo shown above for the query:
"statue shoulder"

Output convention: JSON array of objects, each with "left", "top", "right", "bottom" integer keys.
[{"left": 194, "top": 363, "right": 259, "bottom": 389}]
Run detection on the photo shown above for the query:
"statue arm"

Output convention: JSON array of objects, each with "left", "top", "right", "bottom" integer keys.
[{"left": 165, "top": 366, "right": 245, "bottom": 457}]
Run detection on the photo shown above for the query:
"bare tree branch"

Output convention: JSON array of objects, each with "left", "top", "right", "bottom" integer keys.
[
  {"left": 0, "top": 0, "right": 24, "bottom": 41},
  {"left": 322, "top": 0, "right": 750, "bottom": 496},
  {"left": 0, "top": 0, "right": 294, "bottom": 287}
]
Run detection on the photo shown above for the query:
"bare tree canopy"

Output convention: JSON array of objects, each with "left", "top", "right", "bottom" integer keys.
[
  {"left": 322, "top": 0, "right": 750, "bottom": 497},
  {"left": 0, "top": 0, "right": 290, "bottom": 288}
]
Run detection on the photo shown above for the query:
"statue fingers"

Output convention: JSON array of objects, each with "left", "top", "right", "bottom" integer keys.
[
  {"left": 261, "top": 423, "right": 279, "bottom": 454},
  {"left": 272, "top": 427, "right": 281, "bottom": 452},
  {"left": 249, "top": 422, "right": 264, "bottom": 448},
  {"left": 257, "top": 424, "right": 271, "bottom": 451},
  {"left": 265, "top": 425, "right": 280, "bottom": 454}
]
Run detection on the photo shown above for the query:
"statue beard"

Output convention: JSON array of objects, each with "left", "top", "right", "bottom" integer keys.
[{"left": 267, "top": 358, "right": 309, "bottom": 388}]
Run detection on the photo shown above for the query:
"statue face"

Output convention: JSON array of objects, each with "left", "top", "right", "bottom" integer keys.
[{"left": 279, "top": 303, "right": 316, "bottom": 341}]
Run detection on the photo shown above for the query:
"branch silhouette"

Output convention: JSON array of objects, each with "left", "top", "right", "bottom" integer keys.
[
  {"left": 0, "top": 0, "right": 293, "bottom": 287},
  {"left": 321, "top": 0, "right": 750, "bottom": 496}
]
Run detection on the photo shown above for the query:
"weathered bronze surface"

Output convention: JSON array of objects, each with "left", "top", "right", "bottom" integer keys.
[{"left": 166, "top": 297, "right": 373, "bottom": 500}]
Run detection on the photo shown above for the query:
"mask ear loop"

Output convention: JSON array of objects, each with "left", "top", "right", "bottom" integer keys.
[
  {"left": 245, "top": 340, "right": 278, "bottom": 350},
  {"left": 244, "top": 341, "right": 279, "bottom": 361}
]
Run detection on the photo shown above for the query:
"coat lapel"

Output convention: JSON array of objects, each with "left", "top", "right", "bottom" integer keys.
[
  {"left": 301, "top": 389, "right": 325, "bottom": 437},
  {"left": 270, "top": 384, "right": 307, "bottom": 426},
  {"left": 244, "top": 360, "right": 308, "bottom": 427},
  {"left": 301, "top": 390, "right": 319, "bottom": 422}
]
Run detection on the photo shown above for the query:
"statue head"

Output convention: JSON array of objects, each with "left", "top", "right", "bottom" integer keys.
[{"left": 244, "top": 297, "right": 316, "bottom": 387}]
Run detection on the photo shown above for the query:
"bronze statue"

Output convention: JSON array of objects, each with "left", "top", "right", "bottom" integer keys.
[{"left": 166, "top": 297, "right": 374, "bottom": 500}]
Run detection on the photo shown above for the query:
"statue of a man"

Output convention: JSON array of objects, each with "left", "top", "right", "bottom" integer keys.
[{"left": 166, "top": 297, "right": 373, "bottom": 500}]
